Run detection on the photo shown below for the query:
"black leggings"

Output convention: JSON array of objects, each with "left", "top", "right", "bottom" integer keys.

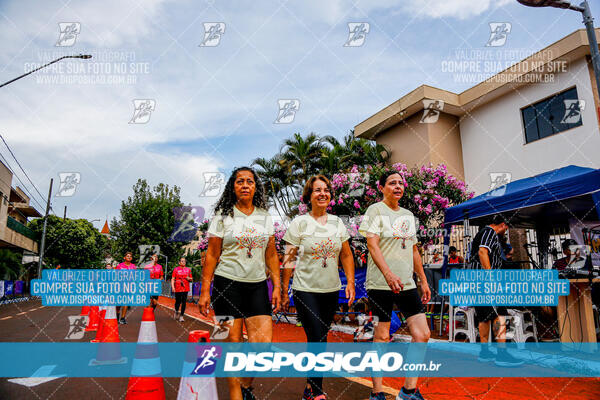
[
  {"left": 293, "top": 290, "right": 339, "bottom": 395},
  {"left": 174, "top": 292, "right": 188, "bottom": 315}
]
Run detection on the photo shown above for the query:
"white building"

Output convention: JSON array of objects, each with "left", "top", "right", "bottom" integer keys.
[{"left": 355, "top": 29, "right": 600, "bottom": 195}]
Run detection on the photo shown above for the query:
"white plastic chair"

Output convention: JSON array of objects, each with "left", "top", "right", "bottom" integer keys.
[{"left": 450, "top": 306, "right": 477, "bottom": 343}]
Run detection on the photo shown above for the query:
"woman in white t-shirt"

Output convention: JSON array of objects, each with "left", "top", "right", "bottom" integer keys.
[
  {"left": 358, "top": 170, "right": 431, "bottom": 400},
  {"left": 282, "top": 175, "right": 355, "bottom": 400},
  {"left": 198, "top": 166, "right": 281, "bottom": 400}
]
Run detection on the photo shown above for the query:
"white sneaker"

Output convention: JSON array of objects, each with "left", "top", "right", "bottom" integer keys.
[{"left": 178, "top": 316, "right": 184, "bottom": 322}]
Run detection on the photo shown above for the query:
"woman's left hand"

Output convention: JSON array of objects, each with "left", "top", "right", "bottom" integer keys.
[
  {"left": 420, "top": 281, "right": 431, "bottom": 304},
  {"left": 271, "top": 290, "right": 282, "bottom": 313},
  {"left": 345, "top": 284, "right": 355, "bottom": 307}
]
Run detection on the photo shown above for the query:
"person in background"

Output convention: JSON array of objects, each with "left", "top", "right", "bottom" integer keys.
[
  {"left": 448, "top": 246, "right": 464, "bottom": 264},
  {"left": 470, "top": 215, "right": 523, "bottom": 367},
  {"left": 553, "top": 239, "right": 584, "bottom": 271},
  {"left": 116, "top": 252, "right": 136, "bottom": 324},
  {"left": 146, "top": 254, "right": 164, "bottom": 309},
  {"left": 171, "top": 257, "right": 192, "bottom": 322}
]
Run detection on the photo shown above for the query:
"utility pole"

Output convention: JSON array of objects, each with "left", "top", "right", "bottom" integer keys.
[
  {"left": 63, "top": 205, "right": 67, "bottom": 220},
  {"left": 37, "top": 179, "right": 53, "bottom": 278}
]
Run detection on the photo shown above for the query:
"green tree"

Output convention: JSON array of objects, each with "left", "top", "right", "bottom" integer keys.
[
  {"left": 0, "top": 248, "right": 24, "bottom": 279},
  {"left": 254, "top": 131, "right": 391, "bottom": 218},
  {"left": 322, "top": 132, "right": 390, "bottom": 172},
  {"left": 28, "top": 216, "right": 108, "bottom": 268},
  {"left": 110, "top": 179, "right": 185, "bottom": 270},
  {"left": 280, "top": 132, "right": 324, "bottom": 187},
  {"left": 252, "top": 153, "right": 299, "bottom": 217}
]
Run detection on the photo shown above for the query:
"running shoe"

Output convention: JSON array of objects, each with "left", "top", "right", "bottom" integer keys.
[
  {"left": 302, "top": 386, "right": 329, "bottom": 400},
  {"left": 173, "top": 311, "right": 178, "bottom": 320},
  {"left": 396, "top": 388, "right": 425, "bottom": 400},
  {"left": 369, "top": 392, "right": 387, "bottom": 400},
  {"left": 302, "top": 386, "right": 324, "bottom": 399},
  {"left": 241, "top": 385, "right": 256, "bottom": 400},
  {"left": 477, "top": 345, "right": 495, "bottom": 362},
  {"left": 178, "top": 315, "right": 184, "bottom": 322},
  {"left": 494, "top": 349, "right": 525, "bottom": 367}
]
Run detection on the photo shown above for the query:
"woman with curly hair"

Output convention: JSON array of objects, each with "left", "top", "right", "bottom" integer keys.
[{"left": 198, "top": 166, "right": 281, "bottom": 400}]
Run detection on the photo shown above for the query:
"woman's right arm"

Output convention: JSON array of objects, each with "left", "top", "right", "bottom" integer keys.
[
  {"left": 198, "top": 236, "right": 222, "bottom": 315},
  {"left": 365, "top": 234, "right": 404, "bottom": 293}
]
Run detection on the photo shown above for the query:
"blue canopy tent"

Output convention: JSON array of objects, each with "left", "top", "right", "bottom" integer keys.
[
  {"left": 443, "top": 165, "right": 600, "bottom": 267},
  {"left": 444, "top": 165, "right": 600, "bottom": 229},
  {"left": 437, "top": 165, "right": 600, "bottom": 335},
  {"left": 442, "top": 165, "right": 600, "bottom": 269}
]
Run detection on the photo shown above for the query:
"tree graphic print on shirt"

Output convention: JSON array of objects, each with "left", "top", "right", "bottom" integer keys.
[
  {"left": 311, "top": 238, "right": 338, "bottom": 268},
  {"left": 392, "top": 217, "right": 414, "bottom": 249},
  {"left": 234, "top": 227, "right": 266, "bottom": 258}
]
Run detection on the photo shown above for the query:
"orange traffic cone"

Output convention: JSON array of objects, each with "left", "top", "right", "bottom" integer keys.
[
  {"left": 176, "top": 330, "right": 217, "bottom": 400},
  {"left": 89, "top": 306, "right": 127, "bottom": 366},
  {"left": 125, "top": 307, "right": 165, "bottom": 400},
  {"left": 85, "top": 306, "right": 100, "bottom": 332},
  {"left": 91, "top": 306, "right": 108, "bottom": 343},
  {"left": 80, "top": 305, "right": 90, "bottom": 316}
]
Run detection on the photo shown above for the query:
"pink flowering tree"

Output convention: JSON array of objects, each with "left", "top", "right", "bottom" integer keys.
[
  {"left": 273, "top": 221, "right": 287, "bottom": 254},
  {"left": 195, "top": 219, "right": 210, "bottom": 252},
  {"left": 297, "top": 163, "right": 473, "bottom": 245}
]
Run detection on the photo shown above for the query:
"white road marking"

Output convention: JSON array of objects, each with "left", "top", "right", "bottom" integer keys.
[{"left": 7, "top": 365, "right": 66, "bottom": 387}]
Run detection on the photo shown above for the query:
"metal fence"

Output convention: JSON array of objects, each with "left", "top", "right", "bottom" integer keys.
[{"left": 0, "top": 280, "right": 37, "bottom": 305}]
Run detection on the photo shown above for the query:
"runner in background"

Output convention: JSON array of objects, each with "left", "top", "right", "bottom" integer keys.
[
  {"left": 198, "top": 166, "right": 281, "bottom": 400},
  {"left": 146, "top": 254, "right": 164, "bottom": 309},
  {"left": 359, "top": 171, "right": 431, "bottom": 400},
  {"left": 116, "top": 252, "right": 136, "bottom": 324},
  {"left": 281, "top": 175, "right": 355, "bottom": 400},
  {"left": 171, "top": 257, "right": 192, "bottom": 322},
  {"left": 448, "top": 246, "right": 464, "bottom": 264}
]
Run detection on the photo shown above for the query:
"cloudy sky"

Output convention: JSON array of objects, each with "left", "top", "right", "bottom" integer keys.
[{"left": 0, "top": 0, "right": 596, "bottom": 228}]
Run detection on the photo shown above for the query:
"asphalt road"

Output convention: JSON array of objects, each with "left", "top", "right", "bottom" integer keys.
[{"left": 0, "top": 299, "right": 375, "bottom": 400}]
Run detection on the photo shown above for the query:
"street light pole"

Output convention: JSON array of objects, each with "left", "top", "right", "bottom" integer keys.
[
  {"left": 37, "top": 179, "right": 53, "bottom": 278},
  {"left": 0, "top": 54, "right": 92, "bottom": 88},
  {"left": 517, "top": 1, "right": 600, "bottom": 95},
  {"left": 581, "top": 1, "right": 600, "bottom": 97}
]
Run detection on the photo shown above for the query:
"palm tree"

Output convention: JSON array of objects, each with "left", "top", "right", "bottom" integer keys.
[
  {"left": 319, "top": 135, "right": 353, "bottom": 176},
  {"left": 280, "top": 132, "right": 324, "bottom": 186},
  {"left": 252, "top": 154, "right": 298, "bottom": 217},
  {"left": 344, "top": 131, "right": 390, "bottom": 167}
]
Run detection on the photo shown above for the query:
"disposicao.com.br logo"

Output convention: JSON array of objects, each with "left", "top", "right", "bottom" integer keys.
[{"left": 223, "top": 351, "right": 441, "bottom": 374}]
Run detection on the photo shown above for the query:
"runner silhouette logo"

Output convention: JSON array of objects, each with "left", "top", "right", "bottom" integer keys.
[{"left": 191, "top": 345, "right": 222, "bottom": 375}]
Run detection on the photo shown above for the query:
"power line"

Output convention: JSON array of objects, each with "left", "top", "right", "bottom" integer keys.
[{"left": 0, "top": 134, "right": 47, "bottom": 204}]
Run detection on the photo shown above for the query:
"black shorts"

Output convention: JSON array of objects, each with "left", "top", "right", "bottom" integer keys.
[
  {"left": 211, "top": 274, "right": 272, "bottom": 319},
  {"left": 151, "top": 295, "right": 159, "bottom": 300},
  {"left": 367, "top": 288, "right": 424, "bottom": 322},
  {"left": 474, "top": 306, "right": 508, "bottom": 323}
]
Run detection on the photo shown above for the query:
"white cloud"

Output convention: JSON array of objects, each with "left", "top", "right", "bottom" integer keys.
[{"left": 400, "top": 0, "right": 514, "bottom": 20}]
